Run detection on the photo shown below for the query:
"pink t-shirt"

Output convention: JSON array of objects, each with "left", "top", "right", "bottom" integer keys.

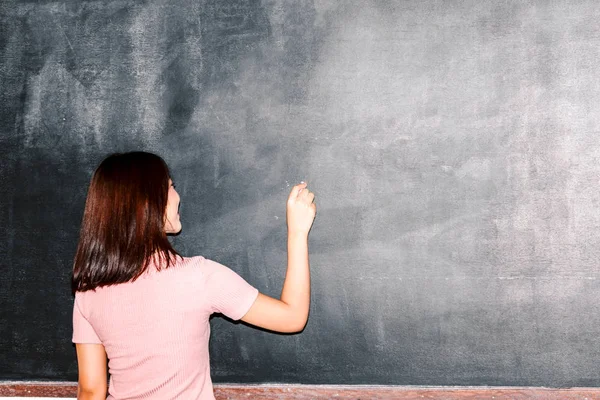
[{"left": 72, "top": 256, "right": 259, "bottom": 400}]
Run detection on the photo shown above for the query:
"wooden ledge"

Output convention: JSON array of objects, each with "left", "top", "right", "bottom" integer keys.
[{"left": 2, "top": 382, "right": 600, "bottom": 399}]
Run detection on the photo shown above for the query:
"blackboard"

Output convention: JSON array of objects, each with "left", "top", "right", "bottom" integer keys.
[{"left": 2, "top": 0, "right": 600, "bottom": 387}]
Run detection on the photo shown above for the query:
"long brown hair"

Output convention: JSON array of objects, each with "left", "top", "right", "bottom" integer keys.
[{"left": 72, "top": 152, "right": 179, "bottom": 293}]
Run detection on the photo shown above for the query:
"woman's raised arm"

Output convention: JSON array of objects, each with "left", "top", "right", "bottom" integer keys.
[{"left": 241, "top": 182, "right": 316, "bottom": 333}]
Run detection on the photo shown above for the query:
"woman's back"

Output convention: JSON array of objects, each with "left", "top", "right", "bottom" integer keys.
[{"left": 73, "top": 256, "right": 258, "bottom": 400}]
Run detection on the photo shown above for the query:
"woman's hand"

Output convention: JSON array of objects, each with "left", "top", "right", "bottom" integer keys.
[{"left": 286, "top": 182, "right": 316, "bottom": 236}]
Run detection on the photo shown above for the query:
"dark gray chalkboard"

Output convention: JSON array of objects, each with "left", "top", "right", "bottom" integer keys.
[{"left": 2, "top": 0, "right": 600, "bottom": 387}]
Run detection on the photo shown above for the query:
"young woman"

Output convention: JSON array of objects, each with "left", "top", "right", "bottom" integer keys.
[{"left": 72, "top": 152, "right": 316, "bottom": 400}]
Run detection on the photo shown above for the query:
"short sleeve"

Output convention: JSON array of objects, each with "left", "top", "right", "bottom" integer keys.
[
  {"left": 72, "top": 296, "right": 101, "bottom": 344},
  {"left": 203, "top": 259, "right": 259, "bottom": 320}
]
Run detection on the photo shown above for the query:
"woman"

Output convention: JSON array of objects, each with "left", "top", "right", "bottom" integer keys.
[{"left": 72, "top": 152, "right": 316, "bottom": 400}]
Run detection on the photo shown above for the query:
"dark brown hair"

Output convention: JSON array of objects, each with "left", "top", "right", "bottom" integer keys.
[{"left": 72, "top": 152, "right": 179, "bottom": 293}]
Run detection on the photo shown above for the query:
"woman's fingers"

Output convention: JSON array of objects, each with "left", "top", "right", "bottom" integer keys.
[
  {"left": 286, "top": 182, "right": 316, "bottom": 234},
  {"left": 301, "top": 191, "right": 315, "bottom": 205},
  {"left": 295, "top": 183, "right": 314, "bottom": 201},
  {"left": 288, "top": 182, "right": 308, "bottom": 202}
]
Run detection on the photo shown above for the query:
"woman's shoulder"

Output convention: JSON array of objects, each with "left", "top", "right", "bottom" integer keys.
[
  {"left": 175, "top": 255, "right": 233, "bottom": 278},
  {"left": 172, "top": 255, "right": 220, "bottom": 275},
  {"left": 175, "top": 255, "right": 206, "bottom": 267}
]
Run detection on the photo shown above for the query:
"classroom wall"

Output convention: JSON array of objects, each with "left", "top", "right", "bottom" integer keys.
[{"left": 2, "top": 0, "right": 600, "bottom": 387}]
